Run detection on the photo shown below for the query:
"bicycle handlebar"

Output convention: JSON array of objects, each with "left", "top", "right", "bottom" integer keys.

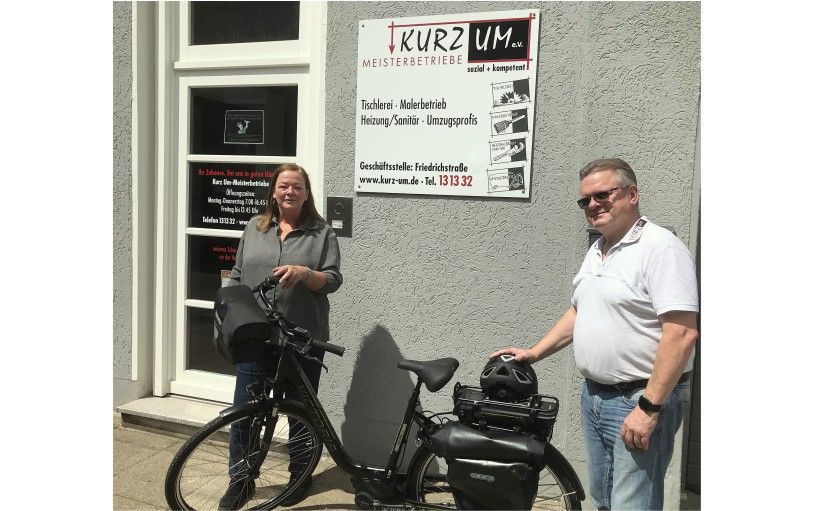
[
  {"left": 311, "top": 338, "right": 346, "bottom": 357},
  {"left": 252, "top": 276, "right": 345, "bottom": 358},
  {"left": 251, "top": 275, "right": 280, "bottom": 295}
]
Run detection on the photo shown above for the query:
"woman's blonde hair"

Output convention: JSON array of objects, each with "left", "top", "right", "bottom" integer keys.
[{"left": 256, "top": 164, "right": 324, "bottom": 232}]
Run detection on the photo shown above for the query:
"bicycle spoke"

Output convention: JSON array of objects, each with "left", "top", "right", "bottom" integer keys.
[{"left": 166, "top": 406, "right": 322, "bottom": 510}]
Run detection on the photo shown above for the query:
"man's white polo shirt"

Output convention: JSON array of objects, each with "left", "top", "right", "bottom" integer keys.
[{"left": 571, "top": 216, "right": 699, "bottom": 385}]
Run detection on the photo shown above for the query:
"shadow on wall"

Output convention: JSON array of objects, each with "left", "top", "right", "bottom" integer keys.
[{"left": 340, "top": 324, "right": 418, "bottom": 467}]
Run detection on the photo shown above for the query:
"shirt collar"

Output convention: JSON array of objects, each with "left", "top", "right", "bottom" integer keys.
[
  {"left": 621, "top": 216, "right": 649, "bottom": 244},
  {"left": 271, "top": 216, "right": 320, "bottom": 232},
  {"left": 592, "top": 216, "right": 649, "bottom": 253}
]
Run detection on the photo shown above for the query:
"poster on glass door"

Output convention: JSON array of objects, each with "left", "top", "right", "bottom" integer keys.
[
  {"left": 355, "top": 10, "right": 539, "bottom": 198},
  {"left": 189, "top": 163, "right": 272, "bottom": 230}
]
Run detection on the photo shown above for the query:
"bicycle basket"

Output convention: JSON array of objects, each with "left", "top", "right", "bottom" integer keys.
[
  {"left": 452, "top": 383, "right": 558, "bottom": 440},
  {"left": 213, "top": 285, "right": 270, "bottom": 365}
]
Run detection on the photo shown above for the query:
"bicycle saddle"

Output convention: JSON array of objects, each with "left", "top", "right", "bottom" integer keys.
[{"left": 397, "top": 357, "right": 459, "bottom": 392}]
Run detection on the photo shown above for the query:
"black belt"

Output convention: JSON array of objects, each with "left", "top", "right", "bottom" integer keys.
[{"left": 589, "top": 371, "right": 691, "bottom": 392}]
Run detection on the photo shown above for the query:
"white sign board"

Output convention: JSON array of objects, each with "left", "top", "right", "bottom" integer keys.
[{"left": 355, "top": 10, "right": 540, "bottom": 198}]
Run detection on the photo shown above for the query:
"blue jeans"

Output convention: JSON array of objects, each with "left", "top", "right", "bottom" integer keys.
[
  {"left": 581, "top": 378, "right": 691, "bottom": 510},
  {"left": 228, "top": 348, "right": 324, "bottom": 479}
]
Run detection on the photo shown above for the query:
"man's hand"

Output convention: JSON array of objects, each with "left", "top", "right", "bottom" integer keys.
[
  {"left": 620, "top": 406, "right": 658, "bottom": 450},
  {"left": 488, "top": 348, "right": 536, "bottom": 363}
]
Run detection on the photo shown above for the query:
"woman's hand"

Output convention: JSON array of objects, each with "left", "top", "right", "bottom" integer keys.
[{"left": 273, "top": 265, "right": 310, "bottom": 289}]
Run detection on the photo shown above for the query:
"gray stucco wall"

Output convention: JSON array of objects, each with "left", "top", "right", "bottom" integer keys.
[
  {"left": 110, "top": 0, "right": 698, "bottom": 504},
  {"left": 320, "top": 0, "right": 699, "bottom": 499},
  {"left": 113, "top": 1, "right": 132, "bottom": 382}
]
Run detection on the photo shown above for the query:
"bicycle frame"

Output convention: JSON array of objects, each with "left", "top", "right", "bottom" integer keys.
[
  {"left": 222, "top": 337, "right": 439, "bottom": 502},
  {"left": 210, "top": 278, "right": 584, "bottom": 509}
]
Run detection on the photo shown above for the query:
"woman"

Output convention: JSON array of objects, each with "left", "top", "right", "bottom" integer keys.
[{"left": 221, "top": 164, "right": 343, "bottom": 510}]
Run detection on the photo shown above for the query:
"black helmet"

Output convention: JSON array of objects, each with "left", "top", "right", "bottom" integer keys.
[{"left": 480, "top": 355, "right": 538, "bottom": 401}]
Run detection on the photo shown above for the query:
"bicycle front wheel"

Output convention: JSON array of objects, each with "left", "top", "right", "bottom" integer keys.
[
  {"left": 165, "top": 402, "right": 322, "bottom": 511},
  {"left": 406, "top": 443, "right": 582, "bottom": 510}
]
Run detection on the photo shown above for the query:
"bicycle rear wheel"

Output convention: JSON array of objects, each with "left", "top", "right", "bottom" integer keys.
[
  {"left": 165, "top": 402, "right": 322, "bottom": 511},
  {"left": 406, "top": 443, "right": 582, "bottom": 510}
]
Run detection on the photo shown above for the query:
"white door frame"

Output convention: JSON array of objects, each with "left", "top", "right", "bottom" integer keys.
[{"left": 152, "top": 1, "right": 327, "bottom": 401}]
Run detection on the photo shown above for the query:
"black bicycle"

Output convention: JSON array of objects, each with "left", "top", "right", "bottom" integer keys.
[{"left": 165, "top": 276, "right": 585, "bottom": 510}]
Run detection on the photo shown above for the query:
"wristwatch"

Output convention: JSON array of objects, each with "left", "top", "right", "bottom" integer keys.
[
  {"left": 638, "top": 395, "right": 662, "bottom": 413},
  {"left": 304, "top": 266, "right": 312, "bottom": 282}
]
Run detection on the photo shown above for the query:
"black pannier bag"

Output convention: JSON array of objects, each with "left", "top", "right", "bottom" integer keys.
[
  {"left": 213, "top": 285, "right": 270, "bottom": 364},
  {"left": 449, "top": 459, "right": 538, "bottom": 510},
  {"left": 427, "top": 421, "right": 544, "bottom": 510}
]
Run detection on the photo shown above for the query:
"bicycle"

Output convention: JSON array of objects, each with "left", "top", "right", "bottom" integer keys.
[{"left": 164, "top": 276, "right": 585, "bottom": 510}]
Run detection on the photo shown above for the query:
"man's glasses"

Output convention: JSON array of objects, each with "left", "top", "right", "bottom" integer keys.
[{"left": 576, "top": 186, "right": 622, "bottom": 209}]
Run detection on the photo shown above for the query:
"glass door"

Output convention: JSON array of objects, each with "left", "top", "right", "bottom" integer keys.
[{"left": 162, "top": 1, "right": 326, "bottom": 403}]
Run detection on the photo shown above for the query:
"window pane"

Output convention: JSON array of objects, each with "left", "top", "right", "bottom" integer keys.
[
  {"left": 187, "top": 235, "right": 239, "bottom": 302},
  {"left": 187, "top": 307, "right": 235, "bottom": 375},
  {"left": 191, "top": 86, "right": 298, "bottom": 156},
  {"left": 188, "top": 162, "right": 275, "bottom": 230},
  {"left": 190, "top": 1, "right": 300, "bottom": 45}
]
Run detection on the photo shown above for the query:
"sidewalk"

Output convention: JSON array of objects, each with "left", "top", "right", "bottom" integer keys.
[
  {"left": 114, "top": 412, "right": 700, "bottom": 510},
  {"left": 113, "top": 413, "right": 358, "bottom": 510}
]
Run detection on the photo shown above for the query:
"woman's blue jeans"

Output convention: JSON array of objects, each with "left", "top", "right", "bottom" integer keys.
[
  {"left": 227, "top": 348, "right": 324, "bottom": 480},
  {"left": 581, "top": 378, "right": 691, "bottom": 510}
]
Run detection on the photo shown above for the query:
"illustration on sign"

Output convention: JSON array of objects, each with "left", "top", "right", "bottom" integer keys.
[
  {"left": 490, "top": 137, "right": 527, "bottom": 163},
  {"left": 487, "top": 167, "right": 525, "bottom": 194},
  {"left": 224, "top": 110, "right": 264, "bottom": 145},
  {"left": 355, "top": 10, "right": 540, "bottom": 198},
  {"left": 491, "top": 108, "right": 528, "bottom": 135},
  {"left": 492, "top": 78, "right": 531, "bottom": 106}
]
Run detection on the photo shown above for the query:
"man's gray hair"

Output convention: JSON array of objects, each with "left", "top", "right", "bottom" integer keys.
[{"left": 579, "top": 158, "right": 637, "bottom": 187}]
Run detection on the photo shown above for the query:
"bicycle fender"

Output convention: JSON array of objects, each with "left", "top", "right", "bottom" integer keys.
[
  {"left": 217, "top": 401, "right": 257, "bottom": 418},
  {"left": 545, "top": 443, "right": 586, "bottom": 501}
]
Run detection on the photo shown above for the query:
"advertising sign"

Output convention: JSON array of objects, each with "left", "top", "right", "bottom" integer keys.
[
  {"left": 189, "top": 163, "right": 272, "bottom": 230},
  {"left": 355, "top": 10, "right": 539, "bottom": 198}
]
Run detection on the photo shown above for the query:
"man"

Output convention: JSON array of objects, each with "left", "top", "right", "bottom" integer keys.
[{"left": 491, "top": 158, "right": 698, "bottom": 510}]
